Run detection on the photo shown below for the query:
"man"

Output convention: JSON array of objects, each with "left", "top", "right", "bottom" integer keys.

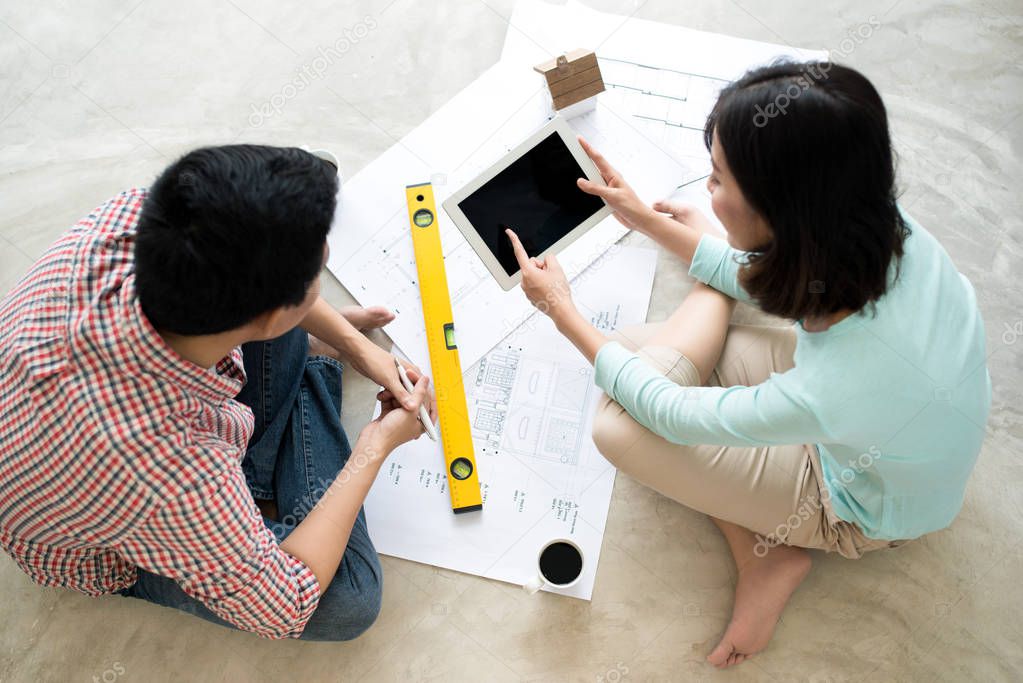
[{"left": 0, "top": 145, "right": 433, "bottom": 640}]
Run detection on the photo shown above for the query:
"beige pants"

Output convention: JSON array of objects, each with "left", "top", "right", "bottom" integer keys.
[{"left": 592, "top": 323, "right": 899, "bottom": 559}]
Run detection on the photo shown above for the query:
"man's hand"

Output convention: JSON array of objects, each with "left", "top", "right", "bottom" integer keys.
[
  {"left": 576, "top": 136, "right": 657, "bottom": 233},
  {"left": 347, "top": 342, "right": 427, "bottom": 412},
  {"left": 301, "top": 297, "right": 428, "bottom": 410},
  {"left": 505, "top": 228, "right": 576, "bottom": 325},
  {"left": 361, "top": 374, "right": 435, "bottom": 453}
]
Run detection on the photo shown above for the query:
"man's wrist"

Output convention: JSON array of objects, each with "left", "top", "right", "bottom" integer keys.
[
  {"left": 359, "top": 430, "right": 394, "bottom": 462},
  {"left": 333, "top": 434, "right": 388, "bottom": 488}
]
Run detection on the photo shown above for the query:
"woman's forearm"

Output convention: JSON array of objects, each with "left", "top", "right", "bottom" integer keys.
[
  {"left": 638, "top": 213, "right": 706, "bottom": 265},
  {"left": 554, "top": 307, "right": 610, "bottom": 365}
]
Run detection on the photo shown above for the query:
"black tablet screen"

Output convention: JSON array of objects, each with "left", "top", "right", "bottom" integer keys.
[{"left": 456, "top": 132, "right": 606, "bottom": 277}]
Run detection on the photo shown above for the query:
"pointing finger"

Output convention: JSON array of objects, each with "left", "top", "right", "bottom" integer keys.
[
  {"left": 505, "top": 228, "right": 532, "bottom": 270},
  {"left": 578, "top": 136, "right": 618, "bottom": 182}
]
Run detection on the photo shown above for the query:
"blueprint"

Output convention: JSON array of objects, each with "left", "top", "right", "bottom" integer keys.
[
  {"left": 364, "top": 246, "right": 657, "bottom": 600},
  {"left": 327, "top": 1, "right": 824, "bottom": 371},
  {"left": 344, "top": 0, "right": 829, "bottom": 599},
  {"left": 502, "top": 0, "right": 828, "bottom": 184}
]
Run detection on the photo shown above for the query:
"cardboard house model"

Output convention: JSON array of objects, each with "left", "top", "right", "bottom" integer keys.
[{"left": 533, "top": 48, "right": 606, "bottom": 119}]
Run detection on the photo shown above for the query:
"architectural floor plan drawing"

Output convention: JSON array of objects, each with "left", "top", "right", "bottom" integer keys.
[
  {"left": 469, "top": 343, "right": 594, "bottom": 466},
  {"left": 598, "top": 56, "right": 730, "bottom": 160},
  {"left": 364, "top": 247, "right": 657, "bottom": 600}
]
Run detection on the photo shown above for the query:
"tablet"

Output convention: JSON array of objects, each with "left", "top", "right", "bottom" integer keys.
[{"left": 442, "top": 117, "right": 613, "bottom": 290}]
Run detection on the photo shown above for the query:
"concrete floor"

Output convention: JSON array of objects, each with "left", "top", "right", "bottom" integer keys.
[{"left": 1, "top": 0, "right": 1021, "bottom": 681}]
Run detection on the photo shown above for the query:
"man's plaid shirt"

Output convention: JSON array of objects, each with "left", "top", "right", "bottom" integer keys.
[{"left": 0, "top": 190, "right": 320, "bottom": 638}]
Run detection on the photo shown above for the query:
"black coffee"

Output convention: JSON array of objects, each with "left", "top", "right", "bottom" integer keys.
[{"left": 539, "top": 541, "right": 583, "bottom": 585}]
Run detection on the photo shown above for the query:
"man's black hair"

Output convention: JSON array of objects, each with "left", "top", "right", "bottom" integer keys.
[
  {"left": 135, "top": 144, "right": 338, "bottom": 335},
  {"left": 704, "top": 61, "right": 910, "bottom": 321}
]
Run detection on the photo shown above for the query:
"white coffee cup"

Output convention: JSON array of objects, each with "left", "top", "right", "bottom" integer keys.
[{"left": 523, "top": 538, "right": 585, "bottom": 594}]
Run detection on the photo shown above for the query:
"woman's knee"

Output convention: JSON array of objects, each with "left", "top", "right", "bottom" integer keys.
[
  {"left": 714, "top": 324, "right": 796, "bottom": 387},
  {"left": 591, "top": 399, "right": 641, "bottom": 468}
]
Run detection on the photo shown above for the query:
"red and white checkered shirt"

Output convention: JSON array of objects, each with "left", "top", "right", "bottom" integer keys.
[{"left": 0, "top": 189, "right": 320, "bottom": 639}]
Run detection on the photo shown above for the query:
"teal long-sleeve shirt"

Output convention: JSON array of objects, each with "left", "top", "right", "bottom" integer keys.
[{"left": 594, "top": 215, "right": 991, "bottom": 540}]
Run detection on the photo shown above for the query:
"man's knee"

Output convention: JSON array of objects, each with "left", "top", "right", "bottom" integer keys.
[
  {"left": 299, "top": 569, "right": 383, "bottom": 641},
  {"left": 338, "top": 581, "right": 383, "bottom": 641}
]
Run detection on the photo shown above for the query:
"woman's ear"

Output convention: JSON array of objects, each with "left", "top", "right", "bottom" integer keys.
[{"left": 752, "top": 213, "right": 774, "bottom": 251}]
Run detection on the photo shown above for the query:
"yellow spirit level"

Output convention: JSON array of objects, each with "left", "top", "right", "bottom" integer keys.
[{"left": 405, "top": 182, "right": 483, "bottom": 514}]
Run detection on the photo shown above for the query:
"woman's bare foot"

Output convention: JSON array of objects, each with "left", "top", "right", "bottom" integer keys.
[
  {"left": 707, "top": 544, "right": 812, "bottom": 668},
  {"left": 341, "top": 305, "right": 394, "bottom": 331}
]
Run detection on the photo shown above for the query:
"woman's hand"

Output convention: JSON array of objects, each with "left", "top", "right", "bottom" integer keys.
[
  {"left": 652, "top": 199, "right": 719, "bottom": 238},
  {"left": 348, "top": 341, "right": 428, "bottom": 412},
  {"left": 577, "top": 136, "right": 657, "bottom": 233},
  {"left": 643, "top": 198, "right": 723, "bottom": 264},
  {"left": 506, "top": 228, "right": 607, "bottom": 364},
  {"left": 505, "top": 228, "right": 576, "bottom": 325},
  {"left": 363, "top": 374, "right": 435, "bottom": 453}
]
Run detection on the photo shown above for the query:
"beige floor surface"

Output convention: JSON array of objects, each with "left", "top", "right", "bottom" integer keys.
[{"left": 1, "top": 0, "right": 1021, "bottom": 681}]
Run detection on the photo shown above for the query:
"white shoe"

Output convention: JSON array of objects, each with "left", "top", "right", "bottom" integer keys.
[{"left": 302, "top": 146, "right": 344, "bottom": 206}]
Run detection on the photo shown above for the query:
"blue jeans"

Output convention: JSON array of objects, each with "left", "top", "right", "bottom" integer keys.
[{"left": 119, "top": 327, "right": 383, "bottom": 641}]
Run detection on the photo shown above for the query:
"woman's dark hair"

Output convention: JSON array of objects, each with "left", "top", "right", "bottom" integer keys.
[
  {"left": 135, "top": 144, "right": 338, "bottom": 335},
  {"left": 704, "top": 60, "right": 909, "bottom": 320}
]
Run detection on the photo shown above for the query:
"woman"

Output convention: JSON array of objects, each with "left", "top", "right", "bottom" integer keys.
[{"left": 505, "top": 61, "right": 990, "bottom": 669}]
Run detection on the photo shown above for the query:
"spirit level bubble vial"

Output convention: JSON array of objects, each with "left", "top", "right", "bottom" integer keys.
[{"left": 405, "top": 182, "right": 483, "bottom": 514}]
